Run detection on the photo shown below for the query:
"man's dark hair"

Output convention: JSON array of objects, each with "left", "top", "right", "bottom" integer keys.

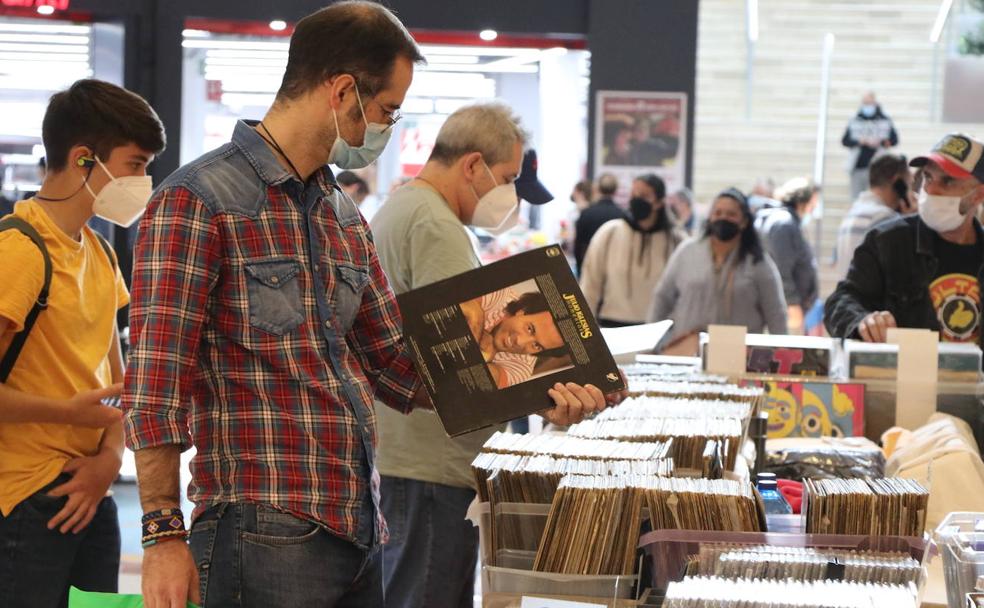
[
  {"left": 336, "top": 170, "right": 369, "bottom": 194},
  {"left": 705, "top": 187, "right": 765, "bottom": 264},
  {"left": 502, "top": 291, "right": 567, "bottom": 359},
  {"left": 278, "top": 1, "right": 425, "bottom": 101},
  {"left": 42, "top": 79, "right": 165, "bottom": 172},
  {"left": 868, "top": 153, "right": 909, "bottom": 188}
]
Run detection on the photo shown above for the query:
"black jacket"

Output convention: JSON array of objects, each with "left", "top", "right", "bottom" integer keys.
[
  {"left": 574, "top": 198, "right": 626, "bottom": 275},
  {"left": 824, "top": 215, "right": 984, "bottom": 349}
]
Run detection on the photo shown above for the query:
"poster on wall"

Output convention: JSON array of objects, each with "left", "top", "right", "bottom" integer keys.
[{"left": 594, "top": 90, "right": 688, "bottom": 199}]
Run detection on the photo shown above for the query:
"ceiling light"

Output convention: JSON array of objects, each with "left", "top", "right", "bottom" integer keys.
[
  {"left": 269, "top": 20, "right": 287, "bottom": 32},
  {"left": 37, "top": 5, "right": 55, "bottom": 15},
  {"left": 479, "top": 29, "right": 498, "bottom": 42}
]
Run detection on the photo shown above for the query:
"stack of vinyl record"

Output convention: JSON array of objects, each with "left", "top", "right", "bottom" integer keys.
[
  {"left": 471, "top": 452, "right": 673, "bottom": 503},
  {"left": 593, "top": 396, "right": 753, "bottom": 424},
  {"left": 567, "top": 417, "right": 743, "bottom": 471},
  {"left": 627, "top": 379, "right": 765, "bottom": 408},
  {"left": 804, "top": 478, "right": 929, "bottom": 537},
  {"left": 533, "top": 475, "right": 763, "bottom": 576},
  {"left": 693, "top": 545, "right": 921, "bottom": 585},
  {"left": 480, "top": 431, "right": 672, "bottom": 461},
  {"left": 663, "top": 576, "right": 917, "bottom": 607}
]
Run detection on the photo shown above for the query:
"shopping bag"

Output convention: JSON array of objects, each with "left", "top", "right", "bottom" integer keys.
[{"left": 68, "top": 587, "right": 198, "bottom": 608}]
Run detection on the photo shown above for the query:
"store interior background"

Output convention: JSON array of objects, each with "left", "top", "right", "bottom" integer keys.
[{"left": 2, "top": 0, "right": 984, "bottom": 600}]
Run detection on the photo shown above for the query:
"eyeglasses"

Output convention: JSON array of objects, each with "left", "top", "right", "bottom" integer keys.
[{"left": 368, "top": 97, "right": 402, "bottom": 131}]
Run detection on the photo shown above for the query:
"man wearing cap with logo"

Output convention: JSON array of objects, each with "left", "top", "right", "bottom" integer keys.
[
  {"left": 825, "top": 133, "right": 984, "bottom": 345},
  {"left": 370, "top": 102, "right": 611, "bottom": 608}
]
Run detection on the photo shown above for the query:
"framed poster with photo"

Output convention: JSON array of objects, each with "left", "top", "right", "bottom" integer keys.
[
  {"left": 594, "top": 90, "right": 688, "bottom": 199},
  {"left": 397, "top": 245, "right": 625, "bottom": 436}
]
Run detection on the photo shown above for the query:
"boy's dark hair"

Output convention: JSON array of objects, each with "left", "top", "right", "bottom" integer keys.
[
  {"left": 42, "top": 79, "right": 165, "bottom": 173},
  {"left": 503, "top": 291, "right": 567, "bottom": 359},
  {"left": 278, "top": 1, "right": 425, "bottom": 102},
  {"left": 868, "top": 153, "right": 909, "bottom": 188}
]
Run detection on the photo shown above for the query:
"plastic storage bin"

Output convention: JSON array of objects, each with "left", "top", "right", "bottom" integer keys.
[
  {"left": 935, "top": 512, "right": 984, "bottom": 608},
  {"left": 468, "top": 501, "right": 552, "bottom": 568},
  {"left": 482, "top": 566, "right": 639, "bottom": 607}
]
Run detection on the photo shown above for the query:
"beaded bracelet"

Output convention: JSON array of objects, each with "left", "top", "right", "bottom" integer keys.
[
  {"left": 141, "top": 507, "right": 187, "bottom": 547},
  {"left": 141, "top": 530, "right": 189, "bottom": 549}
]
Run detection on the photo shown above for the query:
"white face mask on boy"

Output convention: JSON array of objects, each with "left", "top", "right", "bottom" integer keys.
[{"left": 86, "top": 157, "right": 153, "bottom": 228}]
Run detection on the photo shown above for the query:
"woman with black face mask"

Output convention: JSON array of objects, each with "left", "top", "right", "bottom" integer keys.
[
  {"left": 649, "top": 188, "right": 788, "bottom": 355},
  {"left": 579, "top": 173, "right": 685, "bottom": 327}
]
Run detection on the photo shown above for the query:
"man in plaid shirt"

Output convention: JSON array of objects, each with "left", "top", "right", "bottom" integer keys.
[{"left": 121, "top": 4, "right": 607, "bottom": 607}]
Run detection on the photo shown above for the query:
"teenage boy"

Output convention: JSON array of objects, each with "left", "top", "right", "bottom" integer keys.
[{"left": 0, "top": 78, "right": 165, "bottom": 608}]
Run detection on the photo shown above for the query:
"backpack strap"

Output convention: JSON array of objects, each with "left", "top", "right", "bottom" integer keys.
[{"left": 0, "top": 216, "right": 52, "bottom": 382}]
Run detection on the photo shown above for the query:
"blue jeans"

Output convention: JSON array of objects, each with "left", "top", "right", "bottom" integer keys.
[
  {"left": 0, "top": 476, "right": 120, "bottom": 608},
  {"left": 189, "top": 502, "right": 383, "bottom": 608},
  {"left": 377, "top": 476, "right": 478, "bottom": 608}
]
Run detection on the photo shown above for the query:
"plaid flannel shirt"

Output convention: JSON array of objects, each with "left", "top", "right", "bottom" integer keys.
[{"left": 122, "top": 120, "right": 421, "bottom": 547}]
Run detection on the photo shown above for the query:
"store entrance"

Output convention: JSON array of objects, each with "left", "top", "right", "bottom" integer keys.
[{"left": 180, "top": 21, "right": 589, "bottom": 249}]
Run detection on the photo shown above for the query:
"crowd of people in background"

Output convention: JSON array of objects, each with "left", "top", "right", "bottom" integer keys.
[{"left": 562, "top": 91, "right": 984, "bottom": 356}]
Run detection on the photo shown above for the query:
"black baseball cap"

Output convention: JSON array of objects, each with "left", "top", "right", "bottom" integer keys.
[{"left": 514, "top": 149, "right": 553, "bottom": 205}]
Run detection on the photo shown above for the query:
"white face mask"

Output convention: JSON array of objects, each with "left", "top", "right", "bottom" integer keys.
[
  {"left": 85, "top": 157, "right": 153, "bottom": 228},
  {"left": 470, "top": 162, "right": 518, "bottom": 236},
  {"left": 860, "top": 104, "right": 877, "bottom": 118},
  {"left": 328, "top": 87, "right": 392, "bottom": 170},
  {"left": 918, "top": 188, "right": 967, "bottom": 233}
]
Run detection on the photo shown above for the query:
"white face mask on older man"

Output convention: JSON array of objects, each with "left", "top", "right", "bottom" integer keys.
[{"left": 470, "top": 162, "right": 519, "bottom": 236}]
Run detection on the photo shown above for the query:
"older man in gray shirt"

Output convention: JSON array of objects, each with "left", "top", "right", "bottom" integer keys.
[{"left": 370, "top": 102, "right": 607, "bottom": 608}]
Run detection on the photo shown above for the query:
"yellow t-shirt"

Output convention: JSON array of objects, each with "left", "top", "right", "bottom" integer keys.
[{"left": 0, "top": 200, "right": 129, "bottom": 515}]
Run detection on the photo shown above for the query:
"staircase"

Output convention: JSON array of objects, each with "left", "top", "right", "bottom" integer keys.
[{"left": 693, "top": 0, "right": 984, "bottom": 297}]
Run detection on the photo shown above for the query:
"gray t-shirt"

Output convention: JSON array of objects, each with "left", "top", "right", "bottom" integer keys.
[{"left": 370, "top": 184, "right": 503, "bottom": 490}]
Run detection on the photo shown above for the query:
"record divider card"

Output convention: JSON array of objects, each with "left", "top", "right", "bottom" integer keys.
[
  {"left": 886, "top": 328, "right": 939, "bottom": 431},
  {"left": 706, "top": 325, "right": 747, "bottom": 376}
]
